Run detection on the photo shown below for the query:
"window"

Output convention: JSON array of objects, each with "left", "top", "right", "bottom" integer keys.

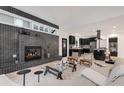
[
  {"left": 45, "top": 28, "right": 48, "bottom": 32},
  {"left": 23, "top": 20, "right": 31, "bottom": 28},
  {"left": 33, "top": 24, "right": 38, "bottom": 30},
  {"left": 14, "top": 18, "right": 23, "bottom": 27},
  {"left": 39, "top": 26, "right": 44, "bottom": 31},
  {"left": 0, "top": 13, "right": 14, "bottom": 24}
]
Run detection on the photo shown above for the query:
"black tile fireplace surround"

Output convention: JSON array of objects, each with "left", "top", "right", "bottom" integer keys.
[{"left": 0, "top": 23, "right": 60, "bottom": 74}]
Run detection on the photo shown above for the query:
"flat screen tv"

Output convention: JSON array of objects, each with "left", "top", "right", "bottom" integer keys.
[{"left": 25, "top": 46, "right": 41, "bottom": 61}]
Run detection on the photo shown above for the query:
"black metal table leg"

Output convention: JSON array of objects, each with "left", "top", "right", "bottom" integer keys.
[
  {"left": 34, "top": 71, "right": 43, "bottom": 83},
  {"left": 57, "top": 72, "right": 63, "bottom": 80},
  {"left": 38, "top": 74, "right": 40, "bottom": 83},
  {"left": 23, "top": 74, "right": 25, "bottom": 86},
  {"left": 17, "top": 69, "right": 31, "bottom": 86}
]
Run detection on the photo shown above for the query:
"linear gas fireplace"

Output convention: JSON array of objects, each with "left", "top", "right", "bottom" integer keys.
[{"left": 25, "top": 46, "right": 42, "bottom": 61}]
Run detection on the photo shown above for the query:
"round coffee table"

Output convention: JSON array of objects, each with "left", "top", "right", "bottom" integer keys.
[
  {"left": 17, "top": 69, "right": 31, "bottom": 86},
  {"left": 34, "top": 71, "right": 43, "bottom": 83}
]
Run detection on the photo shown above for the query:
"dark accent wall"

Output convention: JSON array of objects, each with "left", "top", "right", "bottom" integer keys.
[
  {"left": 0, "top": 23, "right": 60, "bottom": 74},
  {"left": 0, "top": 6, "right": 59, "bottom": 29}
]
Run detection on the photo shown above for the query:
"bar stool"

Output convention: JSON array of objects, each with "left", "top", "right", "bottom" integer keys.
[{"left": 34, "top": 71, "right": 43, "bottom": 83}]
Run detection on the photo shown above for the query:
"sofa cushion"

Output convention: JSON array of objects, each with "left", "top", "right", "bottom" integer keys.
[
  {"left": 81, "top": 68, "right": 107, "bottom": 86},
  {"left": 108, "top": 64, "right": 124, "bottom": 82}
]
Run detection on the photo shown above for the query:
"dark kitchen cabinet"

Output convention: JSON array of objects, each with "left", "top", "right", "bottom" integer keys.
[
  {"left": 69, "top": 35, "right": 75, "bottom": 44},
  {"left": 79, "top": 38, "right": 90, "bottom": 45},
  {"left": 109, "top": 37, "right": 118, "bottom": 56},
  {"left": 89, "top": 37, "right": 96, "bottom": 42}
]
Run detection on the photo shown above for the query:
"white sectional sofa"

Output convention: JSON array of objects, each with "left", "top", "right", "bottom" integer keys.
[{"left": 81, "top": 58, "right": 124, "bottom": 86}]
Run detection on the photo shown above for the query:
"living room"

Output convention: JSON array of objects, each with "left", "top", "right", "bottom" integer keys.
[{"left": 1, "top": 6, "right": 124, "bottom": 87}]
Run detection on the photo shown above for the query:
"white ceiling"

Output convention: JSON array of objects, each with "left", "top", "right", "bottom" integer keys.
[{"left": 13, "top": 6, "right": 124, "bottom": 33}]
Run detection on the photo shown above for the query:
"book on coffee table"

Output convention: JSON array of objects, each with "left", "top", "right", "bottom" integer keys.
[{"left": 94, "top": 61, "right": 107, "bottom": 67}]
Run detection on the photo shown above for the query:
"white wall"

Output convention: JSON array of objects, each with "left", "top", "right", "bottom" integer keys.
[
  {"left": 70, "top": 15, "right": 124, "bottom": 58},
  {"left": 118, "top": 34, "right": 124, "bottom": 58}
]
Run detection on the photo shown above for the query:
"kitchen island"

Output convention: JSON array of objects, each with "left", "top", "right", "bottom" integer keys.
[{"left": 69, "top": 48, "right": 90, "bottom": 56}]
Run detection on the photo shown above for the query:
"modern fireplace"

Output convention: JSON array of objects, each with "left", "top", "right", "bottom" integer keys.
[{"left": 25, "top": 46, "right": 41, "bottom": 61}]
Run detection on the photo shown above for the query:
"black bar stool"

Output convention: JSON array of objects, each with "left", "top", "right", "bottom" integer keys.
[
  {"left": 17, "top": 69, "right": 31, "bottom": 86},
  {"left": 34, "top": 71, "right": 43, "bottom": 83}
]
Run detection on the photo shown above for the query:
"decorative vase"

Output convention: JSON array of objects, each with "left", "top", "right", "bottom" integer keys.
[{"left": 47, "top": 53, "right": 50, "bottom": 58}]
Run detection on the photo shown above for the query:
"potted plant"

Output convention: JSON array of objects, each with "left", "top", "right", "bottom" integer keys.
[{"left": 47, "top": 43, "right": 51, "bottom": 58}]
